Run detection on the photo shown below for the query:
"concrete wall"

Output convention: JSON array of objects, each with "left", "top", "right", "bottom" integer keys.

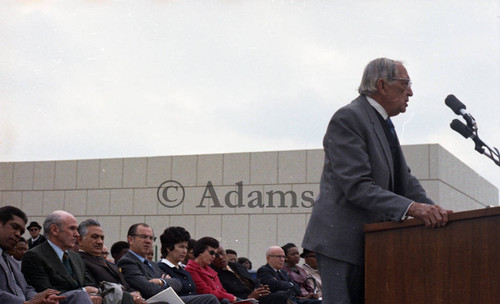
[{"left": 0, "top": 144, "right": 497, "bottom": 267}]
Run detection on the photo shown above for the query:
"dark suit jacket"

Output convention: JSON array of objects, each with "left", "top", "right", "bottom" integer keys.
[
  {"left": 1, "top": 250, "right": 37, "bottom": 304},
  {"left": 28, "top": 234, "right": 46, "bottom": 249},
  {"left": 21, "top": 240, "right": 89, "bottom": 293},
  {"left": 117, "top": 250, "right": 171, "bottom": 299},
  {"left": 257, "top": 264, "right": 300, "bottom": 296},
  {"left": 302, "top": 95, "right": 434, "bottom": 266},
  {"left": 214, "top": 262, "right": 290, "bottom": 304},
  {"left": 211, "top": 262, "right": 256, "bottom": 299},
  {"left": 79, "top": 251, "right": 132, "bottom": 291},
  {"left": 157, "top": 260, "right": 197, "bottom": 296}
]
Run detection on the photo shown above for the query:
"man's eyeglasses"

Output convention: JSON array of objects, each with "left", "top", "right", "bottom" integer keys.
[
  {"left": 29, "top": 228, "right": 39, "bottom": 232},
  {"left": 268, "top": 255, "right": 286, "bottom": 259},
  {"left": 132, "top": 234, "right": 157, "bottom": 242},
  {"left": 387, "top": 77, "right": 412, "bottom": 89}
]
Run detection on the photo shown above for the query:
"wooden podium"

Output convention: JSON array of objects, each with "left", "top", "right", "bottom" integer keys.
[{"left": 364, "top": 206, "right": 500, "bottom": 304}]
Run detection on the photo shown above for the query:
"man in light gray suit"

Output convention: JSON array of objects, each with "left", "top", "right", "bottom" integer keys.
[{"left": 302, "top": 58, "right": 453, "bottom": 304}]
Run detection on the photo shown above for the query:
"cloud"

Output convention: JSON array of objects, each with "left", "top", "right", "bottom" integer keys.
[{"left": 1, "top": 0, "right": 498, "bottom": 200}]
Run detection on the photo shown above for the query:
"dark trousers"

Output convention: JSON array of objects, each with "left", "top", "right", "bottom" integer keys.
[{"left": 316, "top": 253, "right": 364, "bottom": 304}]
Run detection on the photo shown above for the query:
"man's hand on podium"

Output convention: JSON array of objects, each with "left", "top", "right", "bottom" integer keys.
[{"left": 407, "top": 202, "right": 453, "bottom": 228}]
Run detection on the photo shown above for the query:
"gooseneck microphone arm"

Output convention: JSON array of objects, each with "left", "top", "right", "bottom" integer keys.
[{"left": 446, "top": 95, "right": 500, "bottom": 167}]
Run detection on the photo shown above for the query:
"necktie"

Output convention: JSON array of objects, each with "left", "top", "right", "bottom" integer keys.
[
  {"left": 386, "top": 118, "right": 397, "bottom": 140},
  {"left": 62, "top": 252, "right": 73, "bottom": 275},
  {"left": 144, "top": 259, "right": 153, "bottom": 270}
]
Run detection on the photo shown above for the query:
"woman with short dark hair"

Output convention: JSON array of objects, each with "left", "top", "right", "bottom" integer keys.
[{"left": 185, "top": 237, "right": 238, "bottom": 303}]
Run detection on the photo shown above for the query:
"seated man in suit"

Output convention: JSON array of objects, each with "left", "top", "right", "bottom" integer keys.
[
  {"left": 0, "top": 205, "right": 91, "bottom": 304},
  {"left": 257, "top": 246, "right": 321, "bottom": 304},
  {"left": 77, "top": 219, "right": 146, "bottom": 304},
  {"left": 210, "top": 245, "right": 289, "bottom": 304},
  {"left": 21, "top": 210, "right": 102, "bottom": 304},
  {"left": 118, "top": 223, "right": 217, "bottom": 304},
  {"left": 27, "top": 221, "right": 46, "bottom": 249}
]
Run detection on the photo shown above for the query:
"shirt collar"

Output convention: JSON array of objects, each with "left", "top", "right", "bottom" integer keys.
[
  {"left": 47, "top": 240, "right": 65, "bottom": 261},
  {"left": 160, "top": 258, "right": 182, "bottom": 268},
  {"left": 129, "top": 250, "right": 146, "bottom": 263},
  {"left": 366, "top": 96, "right": 389, "bottom": 120}
]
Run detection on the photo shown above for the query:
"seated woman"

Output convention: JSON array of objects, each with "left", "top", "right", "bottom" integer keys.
[
  {"left": 281, "top": 243, "right": 320, "bottom": 301},
  {"left": 300, "top": 248, "right": 322, "bottom": 298},
  {"left": 185, "top": 237, "right": 239, "bottom": 303},
  {"left": 157, "top": 227, "right": 219, "bottom": 304},
  {"left": 237, "top": 257, "right": 256, "bottom": 279},
  {"left": 158, "top": 226, "right": 198, "bottom": 296}
]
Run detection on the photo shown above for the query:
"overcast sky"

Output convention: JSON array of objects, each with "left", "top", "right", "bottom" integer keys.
[{"left": 1, "top": 0, "right": 499, "bottom": 203}]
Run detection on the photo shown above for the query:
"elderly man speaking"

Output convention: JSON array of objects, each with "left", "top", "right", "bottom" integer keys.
[{"left": 302, "top": 58, "right": 453, "bottom": 304}]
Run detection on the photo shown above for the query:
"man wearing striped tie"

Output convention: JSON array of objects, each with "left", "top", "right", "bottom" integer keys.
[{"left": 22, "top": 210, "right": 102, "bottom": 303}]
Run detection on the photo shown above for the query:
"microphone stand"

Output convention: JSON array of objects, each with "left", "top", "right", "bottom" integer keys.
[{"left": 449, "top": 106, "right": 500, "bottom": 167}]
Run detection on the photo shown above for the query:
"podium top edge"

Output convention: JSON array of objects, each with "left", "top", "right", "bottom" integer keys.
[{"left": 364, "top": 206, "right": 500, "bottom": 233}]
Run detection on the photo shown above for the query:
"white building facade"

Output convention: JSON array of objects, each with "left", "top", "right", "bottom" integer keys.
[{"left": 0, "top": 144, "right": 497, "bottom": 267}]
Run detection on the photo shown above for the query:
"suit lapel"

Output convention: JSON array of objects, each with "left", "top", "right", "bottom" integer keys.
[
  {"left": 41, "top": 242, "right": 79, "bottom": 286},
  {"left": 1, "top": 254, "right": 19, "bottom": 294},
  {"left": 68, "top": 251, "right": 83, "bottom": 286},
  {"left": 359, "top": 97, "right": 394, "bottom": 185}
]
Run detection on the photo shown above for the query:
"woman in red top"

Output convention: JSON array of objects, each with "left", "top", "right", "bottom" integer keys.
[{"left": 185, "top": 237, "right": 237, "bottom": 303}]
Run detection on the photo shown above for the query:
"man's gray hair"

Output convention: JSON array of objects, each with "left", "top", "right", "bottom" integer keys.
[
  {"left": 77, "top": 219, "right": 101, "bottom": 238},
  {"left": 358, "top": 58, "right": 403, "bottom": 96},
  {"left": 265, "top": 246, "right": 281, "bottom": 256},
  {"left": 43, "top": 212, "right": 63, "bottom": 237}
]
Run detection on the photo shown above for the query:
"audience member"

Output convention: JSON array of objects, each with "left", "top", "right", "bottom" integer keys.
[
  {"left": 0, "top": 206, "right": 91, "bottom": 304},
  {"left": 257, "top": 246, "right": 321, "bottom": 304},
  {"left": 77, "top": 219, "right": 145, "bottom": 304},
  {"left": 226, "top": 249, "right": 237, "bottom": 263},
  {"left": 300, "top": 249, "right": 322, "bottom": 298},
  {"left": 182, "top": 238, "right": 196, "bottom": 266},
  {"left": 27, "top": 221, "right": 46, "bottom": 249},
  {"left": 281, "top": 243, "right": 319, "bottom": 300},
  {"left": 22, "top": 210, "right": 102, "bottom": 304},
  {"left": 101, "top": 245, "right": 113, "bottom": 263},
  {"left": 146, "top": 249, "right": 154, "bottom": 262},
  {"left": 185, "top": 237, "right": 238, "bottom": 302},
  {"left": 110, "top": 241, "right": 129, "bottom": 263},
  {"left": 211, "top": 245, "right": 289, "bottom": 304},
  {"left": 157, "top": 227, "right": 218, "bottom": 303},
  {"left": 11, "top": 237, "right": 28, "bottom": 264},
  {"left": 117, "top": 223, "right": 180, "bottom": 299},
  {"left": 237, "top": 257, "right": 252, "bottom": 270}
]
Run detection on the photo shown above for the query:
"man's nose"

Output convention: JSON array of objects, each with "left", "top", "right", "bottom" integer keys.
[{"left": 407, "top": 86, "right": 413, "bottom": 96}]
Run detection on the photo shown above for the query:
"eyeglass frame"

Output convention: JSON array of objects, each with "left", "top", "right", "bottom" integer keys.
[
  {"left": 132, "top": 234, "right": 157, "bottom": 242},
  {"left": 386, "top": 77, "right": 412, "bottom": 89},
  {"left": 268, "top": 254, "right": 286, "bottom": 259}
]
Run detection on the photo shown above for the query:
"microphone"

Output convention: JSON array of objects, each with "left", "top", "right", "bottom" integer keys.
[
  {"left": 450, "top": 119, "right": 486, "bottom": 153},
  {"left": 447, "top": 95, "right": 500, "bottom": 166},
  {"left": 445, "top": 94, "right": 467, "bottom": 115},
  {"left": 450, "top": 119, "right": 473, "bottom": 139},
  {"left": 445, "top": 94, "right": 477, "bottom": 129}
]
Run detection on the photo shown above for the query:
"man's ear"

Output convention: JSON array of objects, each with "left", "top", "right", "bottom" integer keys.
[
  {"left": 49, "top": 224, "right": 58, "bottom": 236},
  {"left": 376, "top": 78, "right": 388, "bottom": 95},
  {"left": 76, "top": 235, "right": 83, "bottom": 246}
]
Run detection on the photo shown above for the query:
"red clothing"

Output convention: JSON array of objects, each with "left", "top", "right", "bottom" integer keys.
[{"left": 185, "top": 259, "right": 235, "bottom": 302}]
